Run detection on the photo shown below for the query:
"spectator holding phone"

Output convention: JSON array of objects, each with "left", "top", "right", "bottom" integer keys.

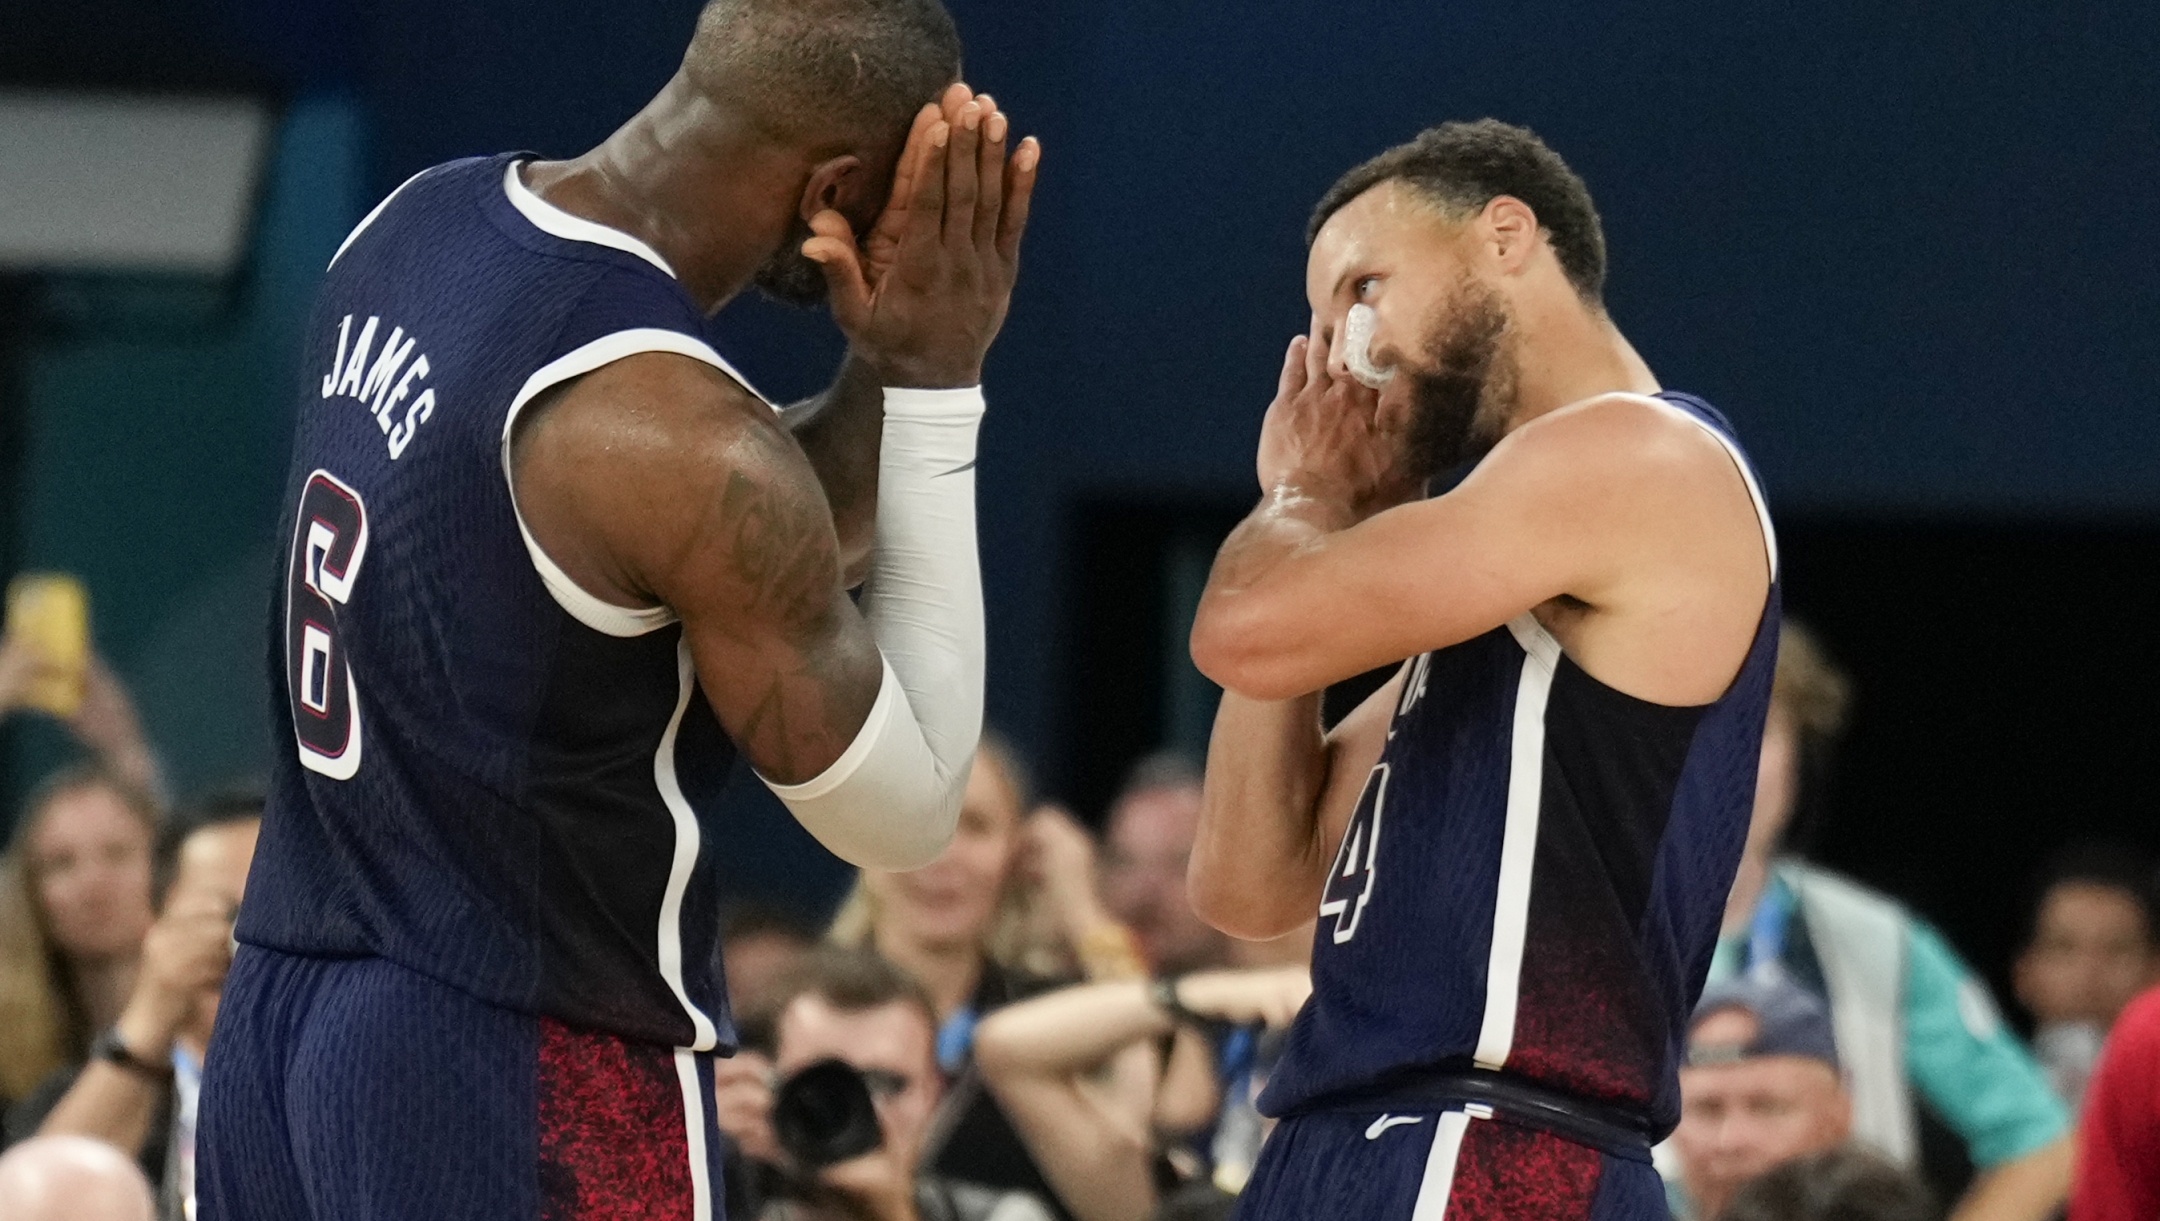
[{"left": 0, "top": 578, "right": 166, "bottom": 805}]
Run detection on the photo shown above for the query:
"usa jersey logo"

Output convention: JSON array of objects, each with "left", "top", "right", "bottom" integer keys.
[{"left": 1321, "top": 763, "right": 1387, "bottom": 944}]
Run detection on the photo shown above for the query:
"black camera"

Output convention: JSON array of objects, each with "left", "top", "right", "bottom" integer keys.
[{"left": 772, "top": 1058, "right": 885, "bottom": 1170}]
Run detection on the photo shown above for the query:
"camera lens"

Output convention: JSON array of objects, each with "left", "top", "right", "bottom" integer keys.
[{"left": 772, "top": 1058, "right": 884, "bottom": 1171}]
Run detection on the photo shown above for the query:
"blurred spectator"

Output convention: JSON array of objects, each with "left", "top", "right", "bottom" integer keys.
[
  {"left": 7, "top": 790, "right": 260, "bottom": 1221},
  {"left": 725, "top": 904, "right": 819, "bottom": 1020},
  {"left": 0, "top": 636, "right": 168, "bottom": 808},
  {"left": 973, "top": 966, "right": 1310, "bottom": 1221},
  {"left": 2067, "top": 982, "right": 2160, "bottom": 1221},
  {"left": 2010, "top": 841, "right": 2158, "bottom": 1111},
  {"left": 1710, "top": 623, "right": 2071, "bottom": 1221},
  {"left": 0, "top": 1133, "right": 156, "bottom": 1221},
  {"left": 1670, "top": 972, "right": 1852, "bottom": 1220},
  {"left": 0, "top": 767, "right": 160, "bottom": 1113},
  {"left": 721, "top": 946, "right": 1053, "bottom": 1221},
  {"left": 829, "top": 734, "right": 1125, "bottom": 1217},
  {"left": 1097, "top": 755, "right": 1228, "bottom": 975},
  {"left": 1718, "top": 1147, "right": 1939, "bottom": 1221}
]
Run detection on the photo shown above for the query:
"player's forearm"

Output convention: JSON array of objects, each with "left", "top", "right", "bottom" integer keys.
[
  {"left": 1189, "top": 688, "right": 1330, "bottom": 939},
  {"left": 761, "top": 387, "right": 984, "bottom": 870},
  {"left": 1190, "top": 486, "right": 1357, "bottom": 700},
  {"left": 784, "top": 353, "right": 884, "bottom": 582},
  {"left": 1952, "top": 1135, "right": 2072, "bottom": 1221}
]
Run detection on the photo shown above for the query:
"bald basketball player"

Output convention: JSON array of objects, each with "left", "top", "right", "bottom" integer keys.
[
  {"left": 198, "top": 1, "right": 1037, "bottom": 1216},
  {"left": 1186, "top": 121, "right": 1778, "bottom": 1220}
]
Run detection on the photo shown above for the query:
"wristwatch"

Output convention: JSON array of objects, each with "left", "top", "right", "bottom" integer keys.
[
  {"left": 1150, "top": 975, "right": 1205, "bottom": 1029},
  {"left": 90, "top": 1027, "right": 173, "bottom": 1080}
]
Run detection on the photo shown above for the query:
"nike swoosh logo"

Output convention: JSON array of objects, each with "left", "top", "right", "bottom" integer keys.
[
  {"left": 936, "top": 459, "right": 977, "bottom": 477},
  {"left": 1364, "top": 1114, "right": 1425, "bottom": 1139}
]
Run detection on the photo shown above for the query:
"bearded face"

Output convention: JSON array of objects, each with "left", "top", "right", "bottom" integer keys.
[
  {"left": 752, "top": 213, "right": 829, "bottom": 308},
  {"left": 1395, "top": 272, "right": 1517, "bottom": 478}
]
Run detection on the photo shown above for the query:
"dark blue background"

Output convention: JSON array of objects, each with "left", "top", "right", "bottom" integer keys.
[{"left": 2, "top": 2, "right": 2156, "bottom": 959}]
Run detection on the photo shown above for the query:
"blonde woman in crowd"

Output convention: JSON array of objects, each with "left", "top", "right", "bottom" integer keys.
[
  {"left": 0, "top": 767, "right": 161, "bottom": 1121},
  {"left": 0, "top": 631, "right": 167, "bottom": 1124},
  {"left": 826, "top": 733, "right": 1154, "bottom": 1219}
]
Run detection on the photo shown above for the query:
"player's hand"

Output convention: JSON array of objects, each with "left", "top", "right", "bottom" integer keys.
[
  {"left": 803, "top": 83, "right": 1042, "bottom": 389},
  {"left": 1173, "top": 966, "right": 1312, "bottom": 1030},
  {"left": 1256, "top": 326, "right": 1423, "bottom": 521}
]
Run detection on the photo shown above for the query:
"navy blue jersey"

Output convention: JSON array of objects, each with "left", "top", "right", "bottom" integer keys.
[
  {"left": 239, "top": 153, "right": 764, "bottom": 1052},
  {"left": 1259, "top": 393, "right": 1780, "bottom": 1140}
]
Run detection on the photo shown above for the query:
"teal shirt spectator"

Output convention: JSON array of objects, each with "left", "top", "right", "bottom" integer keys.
[{"left": 1705, "top": 863, "right": 2067, "bottom": 1173}]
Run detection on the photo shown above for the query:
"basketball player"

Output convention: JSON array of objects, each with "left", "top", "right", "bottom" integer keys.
[
  {"left": 196, "top": 0, "right": 1038, "bottom": 1216},
  {"left": 1185, "top": 121, "right": 1779, "bottom": 1219}
]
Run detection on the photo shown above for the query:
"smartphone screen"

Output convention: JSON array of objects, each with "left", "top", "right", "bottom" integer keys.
[{"left": 6, "top": 573, "right": 89, "bottom": 718}]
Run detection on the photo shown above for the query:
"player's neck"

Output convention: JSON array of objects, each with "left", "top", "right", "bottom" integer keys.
[
  {"left": 1501, "top": 295, "right": 1661, "bottom": 432},
  {"left": 532, "top": 76, "right": 791, "bottom": 312}
]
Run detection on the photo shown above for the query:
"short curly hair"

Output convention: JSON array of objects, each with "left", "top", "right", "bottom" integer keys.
[{"left": 1309, "top": 119, "right": 1608, "bottom": 303}]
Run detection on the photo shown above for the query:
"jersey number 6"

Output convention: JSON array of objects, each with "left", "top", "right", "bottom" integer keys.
[{"left": 285, "top": 471, "right": 370, "bottom": 780}]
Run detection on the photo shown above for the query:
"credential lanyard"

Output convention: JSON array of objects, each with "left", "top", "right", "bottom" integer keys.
[{"left": 1747, "top": 884, "right": 1794, "bottom": 976}]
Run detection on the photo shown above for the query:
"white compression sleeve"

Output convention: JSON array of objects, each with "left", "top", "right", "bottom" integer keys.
[{"left": 760, "top": 386, "right": 985, "bottom": 870}]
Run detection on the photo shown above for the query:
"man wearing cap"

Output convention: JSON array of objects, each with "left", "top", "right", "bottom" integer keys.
[{"left": 1667, "top": 973, "right": 1861, "bottom": 1220}]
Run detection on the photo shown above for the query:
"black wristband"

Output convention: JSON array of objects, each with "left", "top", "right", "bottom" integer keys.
[
  {"left": 90, "top": 1027, "right": 173, "bottom": 1080},
  {"left": 1150, "top": 975, "right": 1204, "bottom": 1029}
]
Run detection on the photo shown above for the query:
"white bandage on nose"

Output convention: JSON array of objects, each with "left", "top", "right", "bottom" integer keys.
[{"left": 1342, "top": 304, "right": 1395, "bottom": 390}]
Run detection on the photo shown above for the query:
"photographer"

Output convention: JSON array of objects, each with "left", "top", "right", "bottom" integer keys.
[
  {"left": 722, "top": 947, "right": 1054, "bottom": 1221},
  {"left": 15, "top": 791, "right": 261, "bottom": 1220}
]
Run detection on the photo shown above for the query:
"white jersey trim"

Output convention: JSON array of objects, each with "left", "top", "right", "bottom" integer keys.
[
  {"left": 1621, "top": 392, "right": 1780, "bottom": 580},
  {"left": 1473, "top": 615, "right": 1564, "bottom": 1071},
  {"left": 503, "top": 160, "right": 679, "bottom": 280},
  {"left": 673, "top": 1051, "right": 715, "bottom": 1220},
  {"left": 499, "top": 327, "right": 770, "bottom": 638},
  {"left": 656, "top": 643, "right": 722, "bottom": 1052},
  {"left": 1409, "top": 1109, "right": 1476, "bottom": 1221},
  {"left": 327, "top": 166, "right": 432, "bottom": 272}
]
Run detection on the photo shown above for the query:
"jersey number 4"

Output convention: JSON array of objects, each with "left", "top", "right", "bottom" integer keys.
[
  {"left": 285, "top": 471, "right": 369, "bottom": 780},
  {"left": 1320, "top": 763, "right": 1388, "bottom": 944}
]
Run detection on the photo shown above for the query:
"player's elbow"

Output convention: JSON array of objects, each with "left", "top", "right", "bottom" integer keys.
[
  {"left": 1190, "top": 601, "right": 1312, "bottom": 702},
  {"left": 782, "top": 778, "right": 960, "bottom": 872}
]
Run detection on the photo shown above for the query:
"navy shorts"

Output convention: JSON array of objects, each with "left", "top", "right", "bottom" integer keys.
[
  {"left": 198, "top": 945, "right": 725, "bottom": 1220},
  {"left": 1234, "top": 1109, "right": 1668, "bottom": 1221}
]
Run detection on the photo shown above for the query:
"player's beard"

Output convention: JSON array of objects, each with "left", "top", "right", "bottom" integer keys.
[
  {"left": 1398, "top": 274, "right": 1517, "bottom": 478},
  {"left": 752, "top": 216, "right": 830, "bottom": 308}
]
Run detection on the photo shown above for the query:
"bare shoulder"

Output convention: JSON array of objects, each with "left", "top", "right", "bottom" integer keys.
[
  {"left": 512, "top": 351, "right": 833, "bottom": 609},
  {"left": 516, "top": 350, "right": 786, "bottom": 487},
  {"left": 1491, "top": 392, "right": 1740, "bottom": 491}
]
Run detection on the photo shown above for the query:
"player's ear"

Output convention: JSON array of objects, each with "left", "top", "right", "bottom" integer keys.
[
  {"left": 800, "top": 155, "right": 865, "bottom": 224},
  {"left": 1482, "top": 196, "right": 1539, "bottom": 274}
]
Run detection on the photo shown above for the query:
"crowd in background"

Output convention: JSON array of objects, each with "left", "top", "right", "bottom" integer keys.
[{"left": 0, "top": 617, "right": 2155, "bottom": 1221}]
